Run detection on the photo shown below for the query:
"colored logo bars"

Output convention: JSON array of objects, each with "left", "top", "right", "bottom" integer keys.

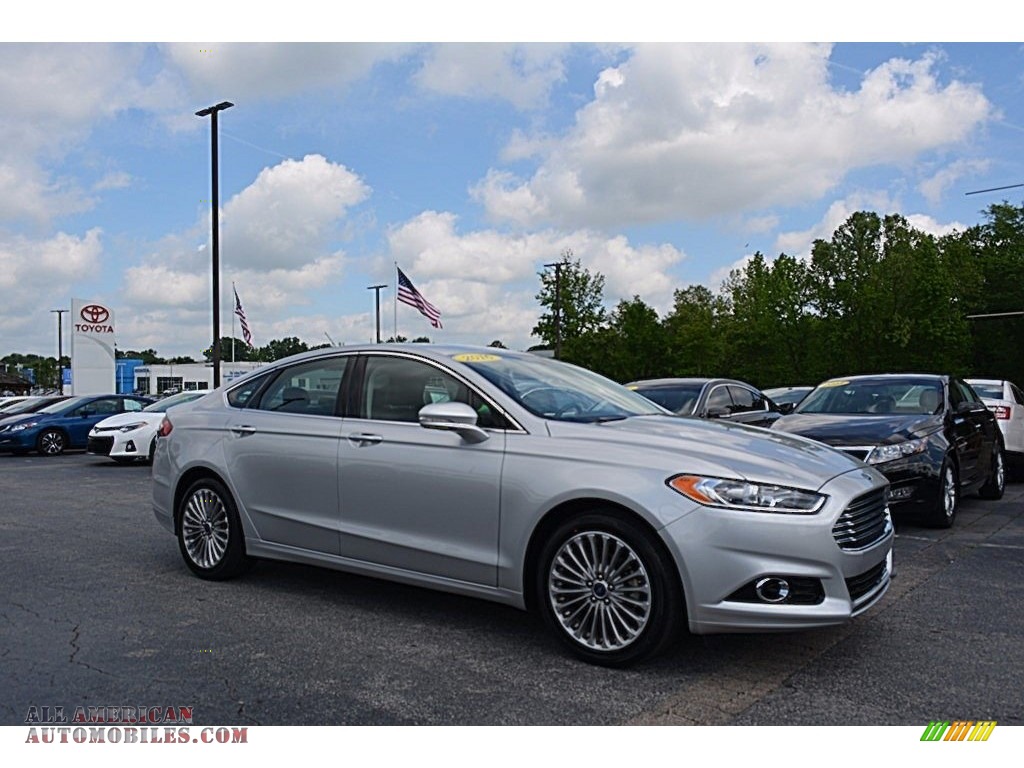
[{"left": 920, "top": 721, "right": 997, "bottom": 741}]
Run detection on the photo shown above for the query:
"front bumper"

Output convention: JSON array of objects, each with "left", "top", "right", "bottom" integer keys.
[
  {"left": 0, "top": 429, "right": 38, "bottom": 451},
  {"left": 662, "top": 468, "right": 893, "bottom": 634}
]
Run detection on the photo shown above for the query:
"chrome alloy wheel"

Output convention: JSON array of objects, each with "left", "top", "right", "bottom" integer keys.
[
  {"left": 39, "top": 430, "right": 65, "bottom": 455},
  {"left": 548, "top": 531, "right": 652, "bottom": 651},
  {"left": 942, "top": 464, "right": 957, "bottom": 521},
  {"left": 181, "top": 488, "right": 231, "bottom": 570}
]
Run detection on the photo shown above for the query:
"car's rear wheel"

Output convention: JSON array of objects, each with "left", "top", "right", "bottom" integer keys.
[
  {"left": 535, "top": 511, "right": 684, "bottom": 667},
  {"left": 36, "top": 429, "right": 66, "bottom": 456},
  {"left": 177, "top": 477, "right": 250, "bottom": 580},
  {"left": 978, "top": 442, "right": 1005, "bottom": 500},
  {"left": 929, "top": 458, "right": 959, "bottom": 529}
]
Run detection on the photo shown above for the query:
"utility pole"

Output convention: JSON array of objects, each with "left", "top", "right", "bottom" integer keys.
[
  {"left": 543, "top": 262, "right": 564, "bottom": 359},
  {"left": 50, "top": 309, "right": 68, "bottom": 393},
  {"left": 367, "top": 284, "right": 387, "bottom": 344},
  {"left": 195, "top": 100, "right": 234, "bottom": 388}
]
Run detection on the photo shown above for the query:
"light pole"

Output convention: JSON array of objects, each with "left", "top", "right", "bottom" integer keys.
[
  {"left": 543, "top": 262, "right": 563, "bottom": 359},
  {"left": 195, "top": 100, "right": 234, "bottom": 388},
  {"left": 367, "top": 284, "right": 387, "bottom": 344},
  {"left": 50, "top": 309, "right": 68, "bottom": 393}
]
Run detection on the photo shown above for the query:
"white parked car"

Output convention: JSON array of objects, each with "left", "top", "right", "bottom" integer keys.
[
  {"left": 967, "top": 378, "right": 1024, "bottom": 457},
  {"left": 0, "top": 396, "right": 33, "bottom": 412},
  {"left": 87, "top": 391, "right": 207, "bottom": 463}
]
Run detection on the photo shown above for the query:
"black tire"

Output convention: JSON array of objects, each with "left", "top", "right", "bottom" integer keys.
[
  {"left": 176, "top": 477, "right": 250, "bottom": 580},
  {"left": 36, "top": 429, "right": 66, "bottom": 456},
  {"left": 928, "top": 457, "right": 959, "bottom": 529},
  {"left": 535, "top": 511, "right": 684, "bottom": 667},
  {"left": 147, "top": 438, "right": 157, "bottom": 464},
  {"left": 978, "top": 442, "right": 1006, "bottom": 500}
]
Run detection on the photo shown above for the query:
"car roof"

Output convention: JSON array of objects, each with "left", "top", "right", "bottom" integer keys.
[{"left": 627, "top": 378, "right": 737, "bottom": 388}]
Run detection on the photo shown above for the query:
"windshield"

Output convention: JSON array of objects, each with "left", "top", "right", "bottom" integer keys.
[
  {"left": 1, "top": 398, "right": 44, "bottom": 415},
  {"left": 39, "top": 396, "right": 90, "bottom": 414},
  {"left": 458, "top": 354, "right": 667, "bottom": 422},
  {"left": 630, "top": 383, "right": 703, "bottom": 415},
  {"left": 144, "top": 391, "right": 203, "bottom": 412},
  {"left": 968, "top": 382, "right": 1003, "bottom": 399},
  {"left": 797, "top": 378, "right": 944, "bottom": 416}
]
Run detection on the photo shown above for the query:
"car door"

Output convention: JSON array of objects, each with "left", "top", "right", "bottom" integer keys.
[
  {"left": 337, "top": 353, "right": 506, "bottom": 586},
  {"left": 947, "top": 379, "right": 984, "bottom": 485},
  {"left": 68, "top": 397, "right": 122, "bottom": 446},
  {"left": 957, "top": 378, "right": 1000, "bottom": 479},
  {"left": 725, "top": 385, "right": 779, "bottom": 428},
  {"left": 222, "top": 355, "right": 350, "bottom": 555},
  {"left": 1009, "top": 383, "right": 1024, "bottom": 453}
]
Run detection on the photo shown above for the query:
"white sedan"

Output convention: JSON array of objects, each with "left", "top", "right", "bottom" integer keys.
[
  {"left": 967, "top": 378, "right": 1024, "bottom": 457},
  {"left": 87, "top": 391, "right": 207, "bottom": 463}
]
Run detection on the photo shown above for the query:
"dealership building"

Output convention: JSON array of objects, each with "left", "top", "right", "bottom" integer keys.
[{"left": 131, "top": 362, "right": 265, "bottom": 396}]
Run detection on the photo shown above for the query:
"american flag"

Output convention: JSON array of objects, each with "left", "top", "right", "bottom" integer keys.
[
  {"left": 397, "top": 266, "right": 442, "bottom": 329},
  {"left": 233, "top": 284, "right": 253, "bottom": 346}
]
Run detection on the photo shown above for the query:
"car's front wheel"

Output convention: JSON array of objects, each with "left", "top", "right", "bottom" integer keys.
[
  {"left": 929, "top": 457, "right": 959, "bottom": 529},
  {"left": 536, "top": 511, "right": 684, "bottom": 667},
  {"left": 36, "top": 429, "right": 66, "bottom": 456},
  {"left": 978, "top": 442, "right": 1006, "bottom": 500},
  {"left": 176, "top": 477, "right": 250, "bottom": 580}
]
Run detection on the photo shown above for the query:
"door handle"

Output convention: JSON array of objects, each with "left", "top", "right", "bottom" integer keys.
[
  {"left": 347, "top": 432, "right": 383, "bottom": 446},
  {"left": 230, "top": 425, "right": 257, "bottom": 435}
]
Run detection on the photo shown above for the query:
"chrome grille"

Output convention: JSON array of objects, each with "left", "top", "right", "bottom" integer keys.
[{"left": 832, "top": 488, "right": 890, "bottom": 550}]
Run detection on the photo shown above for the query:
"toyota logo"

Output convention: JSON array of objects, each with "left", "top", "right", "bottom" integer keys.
[{"left": 80, "top": 305, "right": 110, "bottom": 324}]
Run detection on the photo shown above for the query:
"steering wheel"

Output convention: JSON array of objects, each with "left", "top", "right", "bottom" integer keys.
[{"left": 519, "top": 386, "right": 584, "bottom": 418}]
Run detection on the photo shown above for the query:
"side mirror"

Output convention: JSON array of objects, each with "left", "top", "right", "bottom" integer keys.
[
  {"left": 705, "top": 405, "right": 729, "bottom": 419},
  {"left": 419, "top": 401, "right": 489, "bottom": 444},
  {"left": 79, "top": 409, "right": 94, "bottom": 418},
  {"left": 778, "top": 402, "right": 797, "bottom": 415},
  {"left": 955, "top": 401, "right": 973, "bottom": 414}
]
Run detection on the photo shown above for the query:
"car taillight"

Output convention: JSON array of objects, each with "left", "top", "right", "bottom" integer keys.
[
  {"left": 992, "top": 405, "right": 1010, "bottom": 420},
  {"left": 157, "top": 416, "right": 173, "bottom": 437}
]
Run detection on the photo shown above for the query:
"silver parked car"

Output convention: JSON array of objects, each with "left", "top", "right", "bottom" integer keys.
[{"left": 152, "top": 345, "right": 893, "bottom": 666}]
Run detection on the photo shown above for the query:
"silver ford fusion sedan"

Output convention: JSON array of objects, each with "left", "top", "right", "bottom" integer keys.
[{"left": 152, "top": 345, "right": 893, "bottom": 666}]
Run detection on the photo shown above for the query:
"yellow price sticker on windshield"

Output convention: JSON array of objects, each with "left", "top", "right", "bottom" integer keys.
[
  {"left": 452, "top": 353, "right": 501, "bottom": 363},
  {"left": 819, "top": 380, "right": 849, "bottom": 388}
]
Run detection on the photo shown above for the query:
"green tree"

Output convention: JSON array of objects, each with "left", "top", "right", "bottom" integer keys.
[
  {"left": 662, "top": 285, "right": 730, "bottom": 377},
  {"left": 592, "top": 296, "right": 666, "bottom": 382},
  {"left": 533, "top": 248, "right": 607, "bottom": 355},
  {"left": 256, "top": 337, "right": 309, "bottom": 362}
]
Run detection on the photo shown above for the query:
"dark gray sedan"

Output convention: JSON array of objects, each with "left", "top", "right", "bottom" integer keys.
[
  {"left": 627, "top": 377, "right": 785, "bottom": 428},
  {"left": 152, "top": 346, "right": 892, "bottom": 666}
]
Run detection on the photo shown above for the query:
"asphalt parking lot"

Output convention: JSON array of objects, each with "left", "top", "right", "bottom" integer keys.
[{"left": 1, "top": 452, "right": 1021, "bottom": 726}]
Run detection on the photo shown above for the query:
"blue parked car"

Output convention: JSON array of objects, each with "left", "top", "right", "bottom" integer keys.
[{"left": 0, "top": 394, "right": 153, "bottom": 456}]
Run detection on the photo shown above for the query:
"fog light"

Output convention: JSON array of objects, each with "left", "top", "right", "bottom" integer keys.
[
  {"left": 755, "top": 577, "right": 790, "bottom": 603},
  {"left": 126, "top": 441, "right": 136, "bottom": 452},
  {"left": 890, "top": 486, "right": 912, "bottom": 500}
]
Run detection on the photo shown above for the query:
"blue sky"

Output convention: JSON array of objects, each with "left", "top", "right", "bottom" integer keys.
[{"left": 2, "top": 13, "right": 1022, "bottom": 358}]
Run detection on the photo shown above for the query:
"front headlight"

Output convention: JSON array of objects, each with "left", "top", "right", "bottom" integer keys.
[
  {"left": 867, "top": 438, "right": 927, "bottom": 465},
  {"left": 118, "top": 422, "right": 147, "bottom": 433},
  {"left": 11, "top": 421, "right": 38, "bottom": 432},
  {"left": 667, "top": 474, "right": 827, "bottom": 514}
]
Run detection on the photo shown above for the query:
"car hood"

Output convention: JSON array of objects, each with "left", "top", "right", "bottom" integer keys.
[
  {"left": 92, "top": 412, "right": 162, "bottom": 430},
  {"left": 0, "top": 413, "right": 52, "bottom": 430},
  {"left": 546, "top": 415, "right": 871, "bottom": 491},
  {"left": 772, "top": 413, "right": 944, "bottom": 445}
]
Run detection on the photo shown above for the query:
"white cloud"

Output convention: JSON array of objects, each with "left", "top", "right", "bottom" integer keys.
[
  {"left": 159, "top": 43, "right": 409, "bottom": 106},
  {"left": 918, "top": 158, "right": 990, "bottom": 204},
  {"left": 413, "top": 43, "right": 569, "bottom": 109},
  {"left": 221, "top": 154, "right": 370, "bottom": 272},
  {"left": 476, "top": 44, "right": 993, "bottom": 229},
  {"left": 383, "top": 211, "right": 686, "bottom": 347},
  {"left": 0, "top": 229, "right": 104, "bottom": 350},
  {"left": 93, "top": 171, "right": 132, "bottom": 191}
]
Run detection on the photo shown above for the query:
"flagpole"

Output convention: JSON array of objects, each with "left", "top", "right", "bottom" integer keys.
[
  {"left": 393, "top": 262, "right": 399, "bottom": 342},
  {"left": 231, "top": 282, "right": 236, "bottom": 363}
]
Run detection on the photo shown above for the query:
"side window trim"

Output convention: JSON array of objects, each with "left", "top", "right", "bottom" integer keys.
[{"left": 352, "top": 351, "right": 516, "bottom": 430}]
